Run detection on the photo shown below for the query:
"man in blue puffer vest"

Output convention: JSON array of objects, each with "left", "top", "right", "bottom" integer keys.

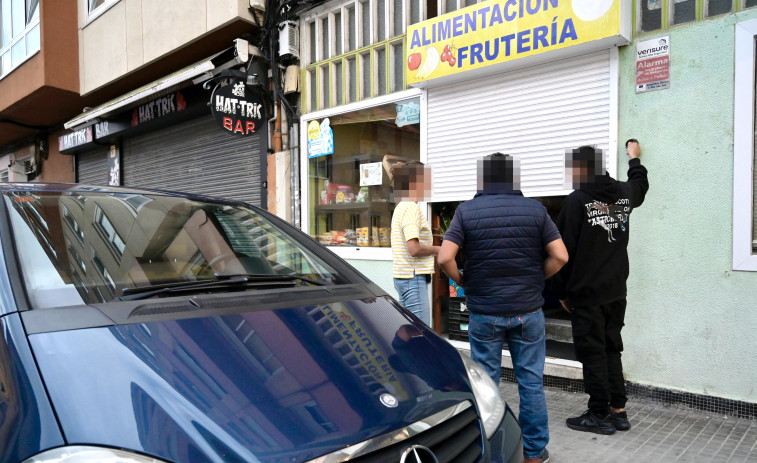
[{"left": 438, "top": 153, "right": 568, "bottom": 463}]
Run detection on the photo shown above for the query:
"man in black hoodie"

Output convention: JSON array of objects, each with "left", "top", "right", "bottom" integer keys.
[{"left": 554, "top": 141, "right": 649, "bottom": 435}]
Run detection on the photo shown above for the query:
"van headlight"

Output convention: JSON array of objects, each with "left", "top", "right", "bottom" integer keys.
[
  {"left": 461, "top": 353, "right": 506, "bottom": 438},
  {"left": 23, "top": 446, "right": 169, "bottom": 463}
]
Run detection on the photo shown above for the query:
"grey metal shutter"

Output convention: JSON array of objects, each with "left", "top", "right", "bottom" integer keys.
[
  {"left": 122, "top": 116, "right": 265, "bottom": 207},
  {"left": 427, "top": 50, "right": 613, "bottom": 201},
  {"left": 76, "top": 149, "right": 109, "bottom": 185}
]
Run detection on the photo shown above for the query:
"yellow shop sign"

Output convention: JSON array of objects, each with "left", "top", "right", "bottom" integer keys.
[{"left": 406, "top": 0, "right": 628, "bottom": 85}]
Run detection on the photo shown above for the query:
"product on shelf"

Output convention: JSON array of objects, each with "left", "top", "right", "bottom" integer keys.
[
  {"left": 356, "top": 186, "right": 370, "bottom": 203},
  {"left": 356, "top": 227, "right": 369, "bottom": 247},
  {"left": 337, "top": 185, "right": 355, "bottom": 203},
  {"left": 321, "top": 179, "right": 339, "bottom": 205},
  {"left": 344, "top": 229, "right": 357, "bottom": 246},
  {"left": 378, "top": 227, "right": 390, "bottom": 247}
]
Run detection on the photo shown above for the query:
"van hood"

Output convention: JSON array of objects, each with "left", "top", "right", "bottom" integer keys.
[{"left": 27, "top": 296, "right": 473, "bottom": 463}]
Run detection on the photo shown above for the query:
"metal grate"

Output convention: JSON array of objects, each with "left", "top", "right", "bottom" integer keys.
[{"left": 350, "top": 406, "right": 483, "bottom": 463}]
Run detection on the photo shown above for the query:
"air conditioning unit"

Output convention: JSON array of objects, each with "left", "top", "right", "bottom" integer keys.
[{"left": 278, "top": 21, "right": 300, "bottom": 61}]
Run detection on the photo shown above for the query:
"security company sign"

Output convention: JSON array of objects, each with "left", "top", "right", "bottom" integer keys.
[
  {"left": 406, "top": 0, "right": 628, "bottom": 85},
  {"left": 635, "top": 36, "right": 670, "bottom": 93},
  {"left": 211, "top": 81, "right": 264, "bottom": 137}
]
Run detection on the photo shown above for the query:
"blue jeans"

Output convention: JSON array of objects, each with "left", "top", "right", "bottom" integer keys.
[
  {"left": 469, "top": 310, "right": 548, "bottom": 460},
  {"left": 393, "top": 275, "right": 431, "bottom": 325}
]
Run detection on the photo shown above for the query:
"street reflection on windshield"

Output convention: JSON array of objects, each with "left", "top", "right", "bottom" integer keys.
[{"left": 4, "top": 189, "right": 340, "bottom": 309}]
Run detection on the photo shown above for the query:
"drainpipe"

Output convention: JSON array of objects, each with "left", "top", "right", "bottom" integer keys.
[{"left": 290, "top": 121, "right": 300, "bottom": 228}]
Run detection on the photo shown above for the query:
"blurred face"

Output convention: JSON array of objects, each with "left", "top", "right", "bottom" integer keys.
[
  {"left": 396, "top": 167, "right": 431, "bottom": 202},
  {"left": 565, "top": 148, "right": 605, "bottom": 188},
  {"left": 477, "top": 156, "right": 520, "bottom": 191}
]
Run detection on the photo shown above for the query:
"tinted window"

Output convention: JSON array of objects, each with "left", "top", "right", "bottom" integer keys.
[{"left": 4, "top": 190, "right": 345, "bottom": 309}]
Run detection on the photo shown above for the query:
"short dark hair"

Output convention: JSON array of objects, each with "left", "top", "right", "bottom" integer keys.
[
  {"left": 391, "top": 161, "right": 424, "bottom": 191},
  {"left": 566, "top": 145, "right": 604, "bottom": 175},
  {"left": 479, "top": 152, "right": 516, "bottom": 190}
]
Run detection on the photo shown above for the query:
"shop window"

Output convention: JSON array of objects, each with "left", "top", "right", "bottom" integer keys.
[
  {"left": 706, "top": 0, "right": 731, "bottom": 16},
  {"left": 673, "top": 0, "right": 696, "bottom": 25},
  {"left": 306, "top": 97, "right": 421, "bottom": 249},
  {"left": 733, "top": 18, "right": 757, "bottom": 270},
  {"left": 0, "top": 0, "right": 40, "bottom": 79},
  {"left": 639, "top": 0, "right": 663, "bottom": 31}
]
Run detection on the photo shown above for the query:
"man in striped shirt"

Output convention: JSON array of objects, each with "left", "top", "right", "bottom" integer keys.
[{"left": 390, "top": 161, "right": 439, "bottom": 326}]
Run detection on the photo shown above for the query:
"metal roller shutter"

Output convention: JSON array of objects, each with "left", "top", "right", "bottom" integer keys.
[
  {"left": 427, "top": 50, "right": 614, "bottom": 202},
  {"left": 76, "top": 149, "right": 109, "bottom": 185},
  {"left": 123, "top": 115, "right": 265, "bottom": 207}
]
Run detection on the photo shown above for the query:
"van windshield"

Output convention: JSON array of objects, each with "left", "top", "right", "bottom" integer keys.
[{"left": 3, "top": 189, "right": 344, "bottom": 309}]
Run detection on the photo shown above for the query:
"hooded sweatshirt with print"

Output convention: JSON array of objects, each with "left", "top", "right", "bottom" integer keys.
[{"left": 553, "top": 158, "right": 649, "bottom": 307}]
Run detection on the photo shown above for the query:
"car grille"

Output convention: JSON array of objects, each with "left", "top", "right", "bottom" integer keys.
[{"left": 309, "top": 401, "right": 484, "bottom": 463}]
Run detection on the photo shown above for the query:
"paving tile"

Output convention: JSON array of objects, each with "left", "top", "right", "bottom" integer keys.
[{"left": 498, "top": 383, "right": 757, "bottom": 462}]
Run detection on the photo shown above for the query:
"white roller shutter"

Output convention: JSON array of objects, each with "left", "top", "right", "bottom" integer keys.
[
  {"left": 123, "top": 116, "right": 265, "bottom": 207},
  {"left": 427, "top": 50, "right": 614, "bottom": 201}
]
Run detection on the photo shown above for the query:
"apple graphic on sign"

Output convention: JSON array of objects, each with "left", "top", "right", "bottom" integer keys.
[{"left": 571, "top": 0, "right": 614, "bottom": 21}]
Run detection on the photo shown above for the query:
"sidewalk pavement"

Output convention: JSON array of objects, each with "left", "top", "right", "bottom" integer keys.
[{"left": 498, "top": 383, "right": 757, "bottom": 462}]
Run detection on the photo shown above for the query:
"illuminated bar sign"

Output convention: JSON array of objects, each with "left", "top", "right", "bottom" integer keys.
[{"left": 406, "top": 0, "right": 630, "bottom": 85}]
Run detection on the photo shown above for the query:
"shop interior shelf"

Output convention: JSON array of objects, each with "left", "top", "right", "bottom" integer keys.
[{"left": 315, "top": 202, "right": 391, "bottom": 211}]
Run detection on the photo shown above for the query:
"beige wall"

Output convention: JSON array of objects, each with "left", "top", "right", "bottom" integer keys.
[{"left": 78, "top": 0, "right": 256, "bottom": 94}]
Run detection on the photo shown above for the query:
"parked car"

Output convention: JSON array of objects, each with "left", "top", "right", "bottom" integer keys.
[{"left": 0, "top": 183, "right": 523, "bottom": 463}]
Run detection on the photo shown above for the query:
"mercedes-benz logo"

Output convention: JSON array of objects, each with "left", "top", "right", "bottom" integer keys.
[
  {"left": 379, "top": 393, "right": 398, "bottom": 408},
  {"left": 400, "top": 445, "right": 439, "bottom": 463}
]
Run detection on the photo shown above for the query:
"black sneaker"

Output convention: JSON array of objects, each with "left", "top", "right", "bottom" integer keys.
[
  {"left": 610, "top": 410, "right": 631, "bottom": 431},
  {"left": 566, "top": 410, "right": 616, "bottom": 435}
]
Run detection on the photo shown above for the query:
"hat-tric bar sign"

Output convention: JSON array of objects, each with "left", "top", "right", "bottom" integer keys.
[
  {"left": 211, "top": 80, "right": 264, "bottom": 137},
  {"left": 406, "top": 0, "right": 624, "bottom": 84}
]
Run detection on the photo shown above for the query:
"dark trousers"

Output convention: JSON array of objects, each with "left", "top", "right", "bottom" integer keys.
[{"left": 571, "top": 299, "right": 628, "bottom": 416}]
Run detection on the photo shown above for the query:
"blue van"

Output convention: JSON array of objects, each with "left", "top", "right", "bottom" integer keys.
[{"left": 0, "top": 184, "right": 522, "bottom": 463}]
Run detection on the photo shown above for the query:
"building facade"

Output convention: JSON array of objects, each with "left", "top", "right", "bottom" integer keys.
[
  {"left": 0, "top": 1, "right": 79, "bottom": 184},
  {"left": 299, "top": 0, "right": 757, "bottom": 411},
  {"left": 56, "top": 0, "right": 272, "bottom": 209},
  {"left": 616, "top": 1, "right": 757, "bottom": 408}
]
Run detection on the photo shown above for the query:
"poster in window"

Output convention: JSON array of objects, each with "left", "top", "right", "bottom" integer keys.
[
  {"left": 308, "top": 118, "right": 334, "bottom": 158},
  {"left": 359, "top": 162, "right": 383, "bottom": 186}
]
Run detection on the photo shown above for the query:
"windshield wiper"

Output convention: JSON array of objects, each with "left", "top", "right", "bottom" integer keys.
[
  {"left": 213, "top": 273, "right": 329, "bottom": 287},
  {"left": 112, "top": 274, "right": 328, "bottom": 302}
]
